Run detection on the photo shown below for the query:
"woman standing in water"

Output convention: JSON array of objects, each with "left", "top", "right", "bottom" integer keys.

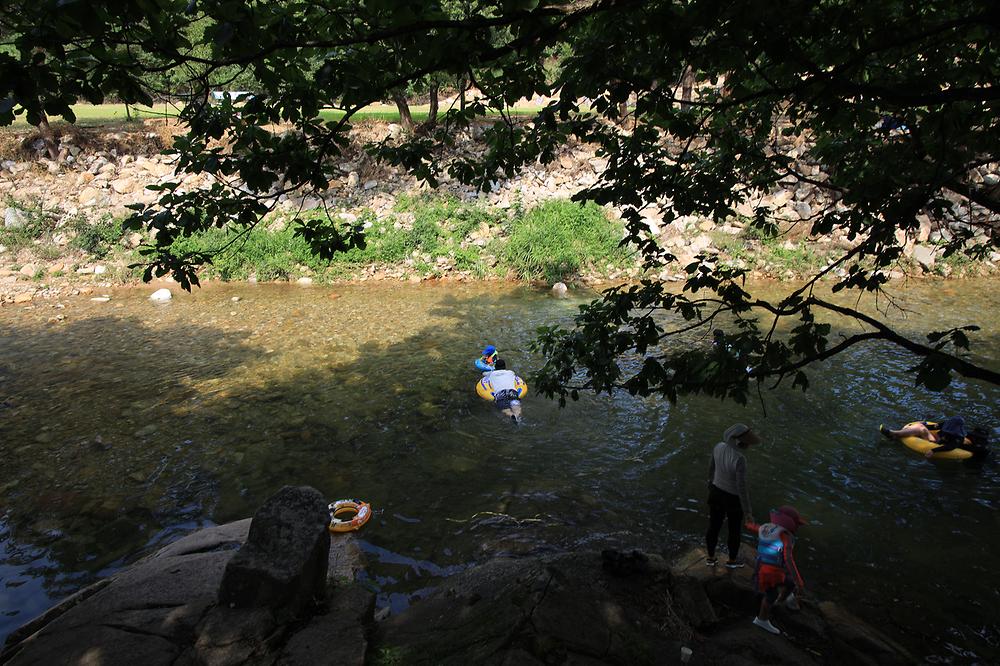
[{"left": 706, "top": 423, "right": 760, "bottom": 567}]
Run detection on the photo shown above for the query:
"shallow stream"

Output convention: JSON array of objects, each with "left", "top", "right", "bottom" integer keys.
[{"left": 1, "top": 280, "right": 998, "bottom": 660}]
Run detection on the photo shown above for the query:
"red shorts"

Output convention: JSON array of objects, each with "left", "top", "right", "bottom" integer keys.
[{"left": 756, "top": 563, "right": 796, "bottom": 604}]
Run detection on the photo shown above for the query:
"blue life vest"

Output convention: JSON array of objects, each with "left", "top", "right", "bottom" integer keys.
[{"left": 757, "top": 523, "right": 790, "bottom": 568}]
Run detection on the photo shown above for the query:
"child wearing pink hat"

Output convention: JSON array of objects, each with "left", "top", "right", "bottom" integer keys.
[{"left": 747, "top": 505, "right": 807, "bottom": 635}]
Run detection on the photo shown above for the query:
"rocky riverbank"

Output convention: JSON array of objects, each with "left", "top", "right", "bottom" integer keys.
[
  {"left": 2, "top": 119, "right": 998, "bottom": 304},
  {"left": 1, "top": 485, "right": 914, "bottom": 666}
]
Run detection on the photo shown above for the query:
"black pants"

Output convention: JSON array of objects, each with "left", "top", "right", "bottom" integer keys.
[{"left": 706, "top": 484, "right": 743, "bottom": 559}]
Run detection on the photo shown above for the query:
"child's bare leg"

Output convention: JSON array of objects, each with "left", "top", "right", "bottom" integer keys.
[{"left": 757, "top": 596, "right": 772, "bottom": 622}]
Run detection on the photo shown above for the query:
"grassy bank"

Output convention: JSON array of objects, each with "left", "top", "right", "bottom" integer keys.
[
  {"left": 172, "top": 196, "right": 628, "bottom": 282},
  {"left": 6, "top": 195, "right": 984, "bottom": 286},
  {"left": 1, "top": 196, "right": 630, "bottom": 284}
]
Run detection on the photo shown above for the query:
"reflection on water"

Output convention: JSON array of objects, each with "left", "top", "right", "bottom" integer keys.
[{"left": 0, "top": 280, "right": 998, "bottom": 660}]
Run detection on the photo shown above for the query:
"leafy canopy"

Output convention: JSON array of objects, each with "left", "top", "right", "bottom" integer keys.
[{"left": 1, "top": 0, "right": 998, "bottom": 400}]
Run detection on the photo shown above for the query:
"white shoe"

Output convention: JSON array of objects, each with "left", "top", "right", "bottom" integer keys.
[
  {"left": 784, "top": 592, "right": 800, "bottom": 611},
  {"left": 753, "top": 617, "right": 782, "bottom": 635}
]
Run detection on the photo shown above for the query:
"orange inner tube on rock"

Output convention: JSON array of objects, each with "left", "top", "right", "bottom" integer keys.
[{"left": 328, "top": 499, "right": 372, "bottom": 533}]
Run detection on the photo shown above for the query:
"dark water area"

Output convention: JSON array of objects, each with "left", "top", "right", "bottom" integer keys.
[{"left": 0, "top": 280, "right": 998, "bottom": 661}]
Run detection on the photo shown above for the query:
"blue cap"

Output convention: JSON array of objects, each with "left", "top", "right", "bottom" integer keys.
[{"left": 483, "top": 345, "right": 496, "bottom": 356}]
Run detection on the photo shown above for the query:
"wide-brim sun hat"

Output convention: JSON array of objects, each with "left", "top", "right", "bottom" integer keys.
[
  {"left": 724, "top": 423, "right": 756, "bottom": 445},
  {"left": 770, "top": 505, "right": 807, "bottom": 533}
]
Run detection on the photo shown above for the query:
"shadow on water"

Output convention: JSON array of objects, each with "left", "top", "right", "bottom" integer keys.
[
  {"left": 1, "top": 281, "right": 999, "bottom": 662},
  {"left": 0, "top": 312, "right": 263, "bottom": 636},
  {"left": 0, "top": 285, "right": 627, "bottom": 642}
]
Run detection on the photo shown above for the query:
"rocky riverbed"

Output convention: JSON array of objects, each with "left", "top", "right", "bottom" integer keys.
[
  {"left": 1, "top": 119, "right": 998, "bottom": 304},
  {"left": 0, "top": 486, "right": 914, "bottom": 666}
]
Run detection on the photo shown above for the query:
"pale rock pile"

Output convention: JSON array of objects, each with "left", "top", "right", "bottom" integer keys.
[{"left": 1, "top": 121, "right": 997, "bottom": 300}]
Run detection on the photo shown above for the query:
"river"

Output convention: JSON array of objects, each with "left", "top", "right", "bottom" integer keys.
[{"left": 1, "top": 280, "right": 998, "bottom": 661}]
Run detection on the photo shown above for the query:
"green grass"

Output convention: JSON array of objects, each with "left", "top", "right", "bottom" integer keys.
[
  {"left": 170, "top": 223, "right": 329, "bottom": 282},
  {"left": 709, "top": 231, "right": 750, "bottom": 261},
  {"left": 6, "top": 102, "right": 545, "bottom": 128},
  {"left": 7, "top": 103, "right": 177, "bottom": 127},
  {"left": 0, "top": 198, "right": 58, "bottom": 249},
  {"left": 710, "top": 228, "right": 830, "bottom": 274},
  {"left": 69, "top": 215, "right": 125, "bottom": 258},
  {"left": 934, "top": 249, "right": 976, "bottom": 276},
  {"left": 3, "top": 193, "right": 632, "bottom": 283},
  {"left": 502, "top": 199, "right": 627, "bottom": 281},
  {"left": 164, "top": 195, "right": 499, "bottom": 282},
  {"left": 761, "top": 242, "right": 825, "bottom": 273},
  {"left": 164, "top": 197, "right": 624, "bottom": 282}
]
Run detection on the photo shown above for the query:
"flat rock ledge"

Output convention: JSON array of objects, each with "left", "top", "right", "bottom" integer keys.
[
  {"left": 2, "top": 488, "right": 912, "bottom": 666},
  {"left": 0, "top": 486, "right": 373, "bottom": 666},
  {"left": 371, "top": 546, "right": 914, "bottom": 666}
]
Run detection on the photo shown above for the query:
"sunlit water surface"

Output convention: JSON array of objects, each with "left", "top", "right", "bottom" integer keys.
[{"left": 0, "top": 280, "right": 998, "bottom": 661}]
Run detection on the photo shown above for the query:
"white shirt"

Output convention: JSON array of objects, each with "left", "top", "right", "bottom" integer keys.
[{"left": 486, "top": 369, "right": 517, "bottom": 392}]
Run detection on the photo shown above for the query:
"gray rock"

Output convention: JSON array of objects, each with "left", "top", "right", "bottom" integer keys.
[
  {"left": 818, "top": 601, "right": 913, "bottom": 664},
  {"left": 551, "top": 282, "right": 568, "bottom": 297},
  {"left": 151, "top": 519, "right": 251, "bottom": 560},
  {"left": 278, "top": 585, "right": 374, "bottom": 666},
  {"left": 192, "top": 606, "right": 278, "bottom": 666},
  {"left": 218, "top": 485, "right": 330, "bottom": 618},
  {"left": 912, "top": 244, "right": 936, "bottom": 271},
  {"left": 1, "top": 512, "right": 376, "bottom": 666},
  {"left": 792, "top": 201, "right": 813, "bottom": 220},
  {"left": 688, "top": 234, "right": 713, "bottom": 253},
  {"left": 4, "top": 207, "right": 27, "bottom": 229},
  {"left": 346, "top": 171, "right": 360, "bottom": 188},
  {"left": 703, "top": 622, "right": 821, "bottom": 665},
  {"left": 376, "top": 551, "right": 681, "bottom": 666},
  {"left": 2, "top": 543, "right": 236, "bottom": 665},
  {"left": 671, "top": 575, "right": 717, "bottom": 629},
  {"left": 984, "top": 173, "right": 999, "bottom": 187}
]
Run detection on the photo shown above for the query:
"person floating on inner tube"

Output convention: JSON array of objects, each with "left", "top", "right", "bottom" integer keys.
[
  {"left": 881, "top": 416, "right": 991, "bottom": 460},
  {"left": 476, "top": 345, "right": 498, "bottom": 373},
  {"left": 484, "top": 358, "right": 523, "bottom": 422}
]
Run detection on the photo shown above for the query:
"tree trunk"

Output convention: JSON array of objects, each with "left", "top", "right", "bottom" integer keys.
[
  {"left": 458, "top": 76, "right": 466, "bottom": 112},
  {"left": 426, "top": 81, "right": 439, "bottom": 127},
  {"left": 391, "top": 90, "right": 414, "bottom": 132},
  {"left": 36, "top": 114, "right": 60, "bottom": 161},
  {"left": 681, "top": 66, "right": 694, "bottom": 108}
]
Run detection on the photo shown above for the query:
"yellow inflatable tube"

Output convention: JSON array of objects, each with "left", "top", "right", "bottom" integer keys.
[
  {"left": 899, "top": 421, "right": 973, "bottom": 461},
  {"left": 476, "top": 375, "right": 528, "bottom": 401}
]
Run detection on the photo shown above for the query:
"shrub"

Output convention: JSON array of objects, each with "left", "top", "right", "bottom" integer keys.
[
  {"left": 170, "top": 223, "right": 326, "bottom": 281},
  {"left": 501, "top": 200, "right": 626, "bottom": 281},
  {"left": 69, "top": 215, "right": 124, "bottom": 257}
]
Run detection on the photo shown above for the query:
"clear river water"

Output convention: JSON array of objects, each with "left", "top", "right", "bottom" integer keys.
[{"left": 0, "top": 280, "right": 998, "bottom": 661}]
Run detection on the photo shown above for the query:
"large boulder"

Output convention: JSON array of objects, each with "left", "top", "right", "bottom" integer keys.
[
  {"left": 1, "top": 520, "right": 251, "bottom": 666},
  {"left": 217, "top": 485, "right": 331, "bottom": 618},
  {"left": 2, "top": 488, "right": 371, "bottom": 666}
]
